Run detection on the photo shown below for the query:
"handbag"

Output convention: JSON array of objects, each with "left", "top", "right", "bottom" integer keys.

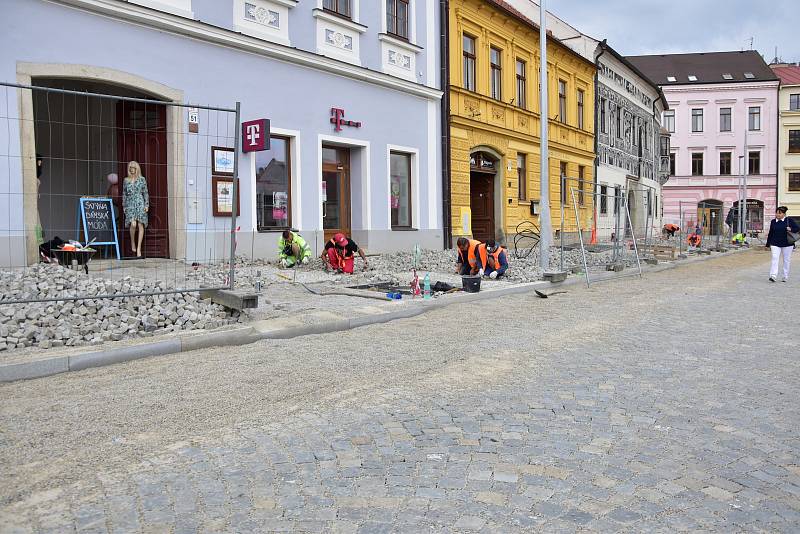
[{"left": 788, "top": 225, "right": 800, "bottom": 245}]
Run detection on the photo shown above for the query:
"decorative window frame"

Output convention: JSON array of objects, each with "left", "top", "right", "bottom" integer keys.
[
  {"left": 233, "top": 0, "right": 298, "bottom": 47},
  {"left": 313, "top": 2, "right": 367, "bottom": 66},
  {"left": 381, "top": 0, "right": 417, "bottom": 42},
  {"left": 378, "top": 34, "right": 422, "bottom": 82},
  {"left": 128, "top": 0, "right": 193, "bottom": 18},
  {"left": 248, "top": 127, "right": 302, "bottom": 232}
]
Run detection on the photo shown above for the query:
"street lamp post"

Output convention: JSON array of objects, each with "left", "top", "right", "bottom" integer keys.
[{"left": 538, "top": 0, "right": 553, "bottom": 269}]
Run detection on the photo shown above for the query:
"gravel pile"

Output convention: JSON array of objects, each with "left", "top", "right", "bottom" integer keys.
[{"left": 0, "top": 264, "right": 241, "bottom": 352}]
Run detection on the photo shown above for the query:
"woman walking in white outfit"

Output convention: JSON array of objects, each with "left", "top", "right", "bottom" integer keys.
[{"left": 765, "top": 206, "right": 800, "bottom": 282}]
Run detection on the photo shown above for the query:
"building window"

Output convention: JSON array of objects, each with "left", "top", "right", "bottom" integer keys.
[
  {"left": 691, "top": 108, "right": 703, "bottom": 132},
  {"left": 691, "top": 152, "right": 703, "bottom": 176},
  {"left": 600, "top": 98, "right": 607, "bottom": 134},
  {"left": 558, "top": 80, "right": 567, "bottom": 123},
  {"left": 719, "top": 107, "right": 732, "bottom": 132},
  {"left": 390, "top": 152, "right": 412, "bottom": 228},
  {"left": 669, "top": 153, "right": 676, "bottom": 175},
  {"left": 517, "top": 154, "right": 526, "bottom": 200},
  {"left": 789, "top": 172, "right": 800, "bottom": 191},
  {"left": 323, "top": 0, "right": 350, "bottom": 18},
  {"left": 663, "top": 110, "right": 675, "bottom": 133},
  {"left": 560, "top": 161, "right": 567, "bottom": 204},
  {"left": 749, "top": 151, "right": 760, "bottom": 174},
  {"left": 719, "top": 152, "right": 732, "bottom": 175},
  {"left": 256, "top": 136, "right": 291, "bottom": 231},
  {"left": 616, "top": 106, "right": 622, "bottom": 138},
  {"left": 516, "top": 59, "right": 526, "bottom": 109},
  {"left": 614, "top": 185, "right": 621, "bottom": 214},
  {"left": 490, "top": 47, "right": 502, "bottom": 100},
  {"left": 577, "top": 89, "right": 585, "bottom": 129},
  {"left": 462, "top": 35, "right": 476, "bottom": 92},
  {"left": 791, "top": 94, "right": 800, "bottom": 111},
  {"left": 790, "top": 130, "right": 800, "bottom": 153},
  {"left": 386, "top": 0, "right": 409, "bottom": 40},
  {"left": 600, "top": 185, "right": 608, "bottom": 214},
  {"left": 748, "top": 106, "right": 761, "bottom": 131},
  {"left": 578, "top": 166, "right": 585, "bottom": 206}
]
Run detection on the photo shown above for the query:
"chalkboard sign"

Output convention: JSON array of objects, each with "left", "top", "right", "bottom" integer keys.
[{"left": 79, "top": 197, "right": 120, "bottom": 259}]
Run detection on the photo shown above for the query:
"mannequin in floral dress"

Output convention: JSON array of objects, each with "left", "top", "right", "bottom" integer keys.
[{"left": 122, "top": 161, "right": 149, "bottom": 258}]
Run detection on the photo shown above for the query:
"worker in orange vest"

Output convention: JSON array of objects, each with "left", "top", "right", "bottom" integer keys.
[
  {"left": 476, "top": 239, "right": 509, "bottom": 279},
  {"left": 455, "top": 237, "right": 481, "bottom": 275}
]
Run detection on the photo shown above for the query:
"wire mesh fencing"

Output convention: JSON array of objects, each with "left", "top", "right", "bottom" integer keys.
[
  {"left": 570, "top": 184, "right": 642, "bottom": 287},
  {"left": 0, "top": 81, "right": 240, "bottom": 304}
]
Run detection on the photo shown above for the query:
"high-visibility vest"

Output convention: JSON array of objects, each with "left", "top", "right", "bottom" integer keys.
[
  {"left": 477, "top": 244, "right": 503, "bottom": 270},
  {"left": 462, "top": 239, "right": 481, "bottom": 267}
]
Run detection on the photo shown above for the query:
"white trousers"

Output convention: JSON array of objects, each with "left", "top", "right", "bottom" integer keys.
[{"left": 770, "top": 246, "right": 793, "bottom": 280}]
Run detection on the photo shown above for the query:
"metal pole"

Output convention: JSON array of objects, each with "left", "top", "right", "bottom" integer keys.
[
  {"left": 560, "top": 174, "right": 564, "bottom": 271},
  {"left": 571, "top": 188, "right": 590, "bottom": 288},
  {"left": 229, "top": 101, "right": 241, "bottom": 290},
  {"left": 624, "top": 194, "right": 643, "bottom": 278},
  {"left": 538, "top": 0, "right": 553, "bottom": 269}
]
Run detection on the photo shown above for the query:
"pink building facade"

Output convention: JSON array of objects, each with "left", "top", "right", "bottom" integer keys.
[{"left": 628, "top": 51, "right": 779, "bottom": 235}]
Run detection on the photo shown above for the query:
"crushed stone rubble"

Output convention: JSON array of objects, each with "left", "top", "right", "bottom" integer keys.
[
  {"left": 0, "top": 246, "right": 637, "bottom": 354},
  {"left": 0, "top": 263, "right": 241, "bottom": 353}
]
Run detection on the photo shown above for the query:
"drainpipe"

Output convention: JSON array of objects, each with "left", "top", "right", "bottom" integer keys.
[{"left": 440, "top": 0, "right": 452, "bottom": 249}]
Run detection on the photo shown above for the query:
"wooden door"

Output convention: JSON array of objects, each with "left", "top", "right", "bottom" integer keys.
[
  {"left": 322, "top": 145, "right": 351, "bottom": 243},
  {"left": 470, "top": 171, "right": 495, "bottom": 242},
  {"left": 117, "top": 101, "right": 169, "bottom": 258}
]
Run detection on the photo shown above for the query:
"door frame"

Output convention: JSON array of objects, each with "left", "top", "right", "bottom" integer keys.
[
  {"left": 321, "top": 145, "right": 351, "bottom": 242},
  {"left": 17, "top": 63, "right": 185, "bottom": 264},
  {"left": 317, "top": 134, "right": 370, "bottom": 236},
  {"left": 468, "top": 147, "right": 503, "bottom": 241}
]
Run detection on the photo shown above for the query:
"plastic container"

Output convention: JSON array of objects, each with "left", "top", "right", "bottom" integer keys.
[
  {"left": 423, "top": 273, "right": 431, "bottom": 299},
  {"left": 461, "top": 275, "right": 481, "bottom": 293}
]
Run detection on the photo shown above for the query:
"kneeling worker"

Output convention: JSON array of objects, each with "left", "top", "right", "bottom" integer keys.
[
  {"left": 477, "top": 239, "right": 509, "bottom": 279},
  {"left": 322, "top": 232, "right": 368, "bottom": 273},
  {"left": 455, "top": 237, "right": 481, "bottom": 275},
  {"left": 278, "top": 230, "right": 312, "bottom": 268},
  {"left": 662, "top": 223, "right": 679, "bottom": 238}
]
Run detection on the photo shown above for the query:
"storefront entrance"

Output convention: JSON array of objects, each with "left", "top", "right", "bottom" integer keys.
[
  {"left": 697, "top": 199, "right": 723, "bottom": 236},
  {"left": 322, "top": 145, "right": 351, "bottom": 242},
  {"left": 469, "top": 151, "right": 497, "bottom": 242}
]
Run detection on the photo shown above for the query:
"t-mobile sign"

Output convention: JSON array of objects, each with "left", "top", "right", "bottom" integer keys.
[{"left": 241, "top": 118, "right": 270, "bottom": 152}]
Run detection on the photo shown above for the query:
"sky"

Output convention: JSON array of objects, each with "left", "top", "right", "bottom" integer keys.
[{"left": 544, "top": 0, "right": 799, "bottom": 62}]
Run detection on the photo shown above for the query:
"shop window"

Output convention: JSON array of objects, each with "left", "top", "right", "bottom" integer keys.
[
  {"left": 517, "top": 154, "right": 526, "bottom": 200},
  {"left": 256, "top": 136, "right": 291, "bottom": 231},
  {"left": 386, "top": 0, "right": 409, "bottom": 39},
  {"left": 390, "top": 152, "right": 412, "bottom": 228},
  {"left": 323, "top": 0, "right": 351, "bottom": 19}
]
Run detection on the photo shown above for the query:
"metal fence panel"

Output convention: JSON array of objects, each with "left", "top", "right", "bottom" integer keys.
[{"left": 0, "top": 81, "right": 240, "bottom": 304}]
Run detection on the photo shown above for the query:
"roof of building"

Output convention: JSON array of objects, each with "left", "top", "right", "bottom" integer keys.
[
  {"left": 485, "top": 0, "right": 595, "bottom": 69},
  {"left": 771, "top": 64, "right": 800, "bottom": 86},
  {"left": 598, "top": 40, "right": 668, "bottom": 109},
  {"left": 625, "top": 51, "right": 779, "bottom": 86}
]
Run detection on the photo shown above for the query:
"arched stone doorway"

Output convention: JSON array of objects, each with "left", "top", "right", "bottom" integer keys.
[
  {"left": 469, "top": 150, "right": 500, "bottom": 242},
  {"left": 17, "top": 63, "right": 185, "bottom": 263}
]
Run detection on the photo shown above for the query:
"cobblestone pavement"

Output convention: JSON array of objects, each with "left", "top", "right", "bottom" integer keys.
[{"left": 1, "top": 251, "right": 799, "bottom": 533}]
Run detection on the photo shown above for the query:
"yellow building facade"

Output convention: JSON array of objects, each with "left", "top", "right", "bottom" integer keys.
[{"left": 448, "top": 0, "right": 595, "bottom": 243}]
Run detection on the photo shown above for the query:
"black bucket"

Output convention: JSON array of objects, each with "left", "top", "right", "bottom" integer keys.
[{"left": 461, "top": 275, "right": 481, "bottom": 293}]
